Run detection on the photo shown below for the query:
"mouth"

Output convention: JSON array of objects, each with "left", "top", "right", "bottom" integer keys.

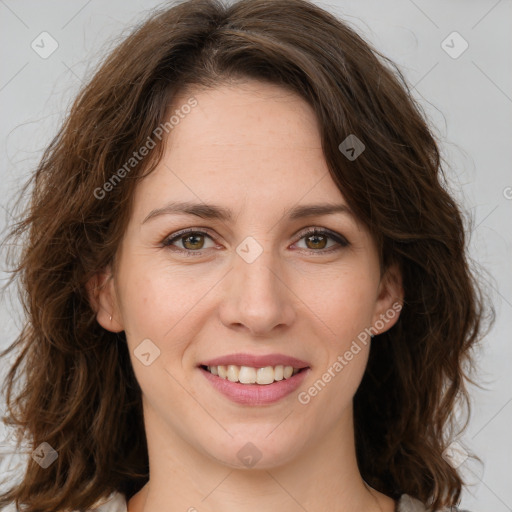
[
  {"left": 197, "top": 363, "right": 311, "bottom": 405},
  {"left": 199, "top": 364, "right": 308, "bottom": 385}
]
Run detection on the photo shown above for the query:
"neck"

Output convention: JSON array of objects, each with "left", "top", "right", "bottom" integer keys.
[{"left": 128, "top": 401, "right": 396, "bottom": 512}]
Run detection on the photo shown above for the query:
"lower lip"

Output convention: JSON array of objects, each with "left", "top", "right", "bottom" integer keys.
[{"left": 199, "top": 366, "right": 310, "bottom": 405}]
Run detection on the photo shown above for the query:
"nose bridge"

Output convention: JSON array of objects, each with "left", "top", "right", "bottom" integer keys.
[
  {"left": 235, "top": 235, "right": 283, "bottom": 305},
  {"left": 220, "top": 234, "right": 295, "bottom": 335},
  {"left": 237, "top": 237, "right": 280, "bottom": 294}
]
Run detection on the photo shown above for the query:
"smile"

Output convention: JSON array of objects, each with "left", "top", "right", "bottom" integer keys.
[
  {"left": 202, "top": 364, "right": 303, "bottom": 384},
  {"left": 199, "top": 365, "right": 310, "bottom": 405}
]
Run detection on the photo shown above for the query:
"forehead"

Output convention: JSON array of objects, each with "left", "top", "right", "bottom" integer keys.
[
  {"left": 132, "top": 80, "right": 347, "bottom": 219},
  {"left": 169, "top": 80, "right": 323, "bottom": 153}
]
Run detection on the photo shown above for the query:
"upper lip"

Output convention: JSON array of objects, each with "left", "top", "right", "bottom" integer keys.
[{"left": 199, "top": 353, "right": 310, "bottom": 369}]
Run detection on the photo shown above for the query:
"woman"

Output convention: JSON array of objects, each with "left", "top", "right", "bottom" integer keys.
[{"left": 0, "top": 0, "right": 488, "bottom": 511}]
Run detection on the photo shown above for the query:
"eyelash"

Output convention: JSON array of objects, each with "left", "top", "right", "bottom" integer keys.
[{"left": 161, "top": 227, "right": 349, "bottom": 257}]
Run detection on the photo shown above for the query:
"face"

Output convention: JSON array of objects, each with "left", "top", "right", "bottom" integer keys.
[{"left": 92, "top": 79, "right": 402, "bottom": 470}]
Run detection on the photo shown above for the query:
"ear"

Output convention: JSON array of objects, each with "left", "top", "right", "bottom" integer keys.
[
  {"left": 86, "top": 266, "right": 124, "bottom": 332},
  {"left": 371, "top": 263, "right": 404, "bottom": 335}
]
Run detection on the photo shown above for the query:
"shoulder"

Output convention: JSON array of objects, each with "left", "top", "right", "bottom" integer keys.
[
  {"left": 397, "top": 494, "right": 473, "bottom": 512},
  {"left": 0, "top": 492, "right": 127, "bottom": 512},
  {"left": 87, "top": 492, "right": 127, "bottom": 512}
]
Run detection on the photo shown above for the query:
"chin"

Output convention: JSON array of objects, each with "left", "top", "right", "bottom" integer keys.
[{"left": 199, "top": 431, "right": 305, "bottom": 471}]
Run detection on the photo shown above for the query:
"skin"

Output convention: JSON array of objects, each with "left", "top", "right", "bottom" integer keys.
[{"left": 90, "top": 79, "right": 403, "bottom": 512}]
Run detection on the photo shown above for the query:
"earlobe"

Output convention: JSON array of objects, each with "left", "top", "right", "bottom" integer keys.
[
  {"left": 372, "top": 263, "right": 404, "bottom": 335},
  {"left": 85, "top": 268, "right": 124, "bottom": 333}
]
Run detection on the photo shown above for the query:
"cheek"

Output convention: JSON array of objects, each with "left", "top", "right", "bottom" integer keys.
[
  {"left": 115, "top": 256, "right": 165, "bottom": 346},
  {"left": 296, "top": 264, "right": 379, "bottom": 342},
  {"left": 117, "top": 259, "right": 216, "bottom": 346},
  {"left": 302, "top": 277, "right": 375, "bottom": 411},
  {"left": 115, "top": 264, "right": 196, "bottom": 404},
  {"left": 319, "top": 269, "right": 378, "bottom": 401}
]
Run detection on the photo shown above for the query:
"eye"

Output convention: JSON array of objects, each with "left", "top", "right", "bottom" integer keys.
[
  {"left": 162, "top": 228, "right": 217, "bottom": 255},
  {"left": 161, "top": 227, "right": 349, "bottom": 256},
  {"left": 293, "top": 228, "right": 349, "bottom": 254}
]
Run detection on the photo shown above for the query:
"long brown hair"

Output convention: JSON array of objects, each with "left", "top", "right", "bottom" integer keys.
[{"left": 0, "top": 0, "right": 491, "bottom": 510}]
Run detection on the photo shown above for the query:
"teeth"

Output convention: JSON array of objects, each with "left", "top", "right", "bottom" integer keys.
[
  {"left": 227, "top": 365, "right": 239, "bottom": 382},
  {"left": 205, "top": 364, "right": 302, "bottom": 384},
  {"left": 256, "top": 366, "right": 274, "bottom": 385},
  {"left": 239, "top": 366, "right": 257, "bottom": 384}
]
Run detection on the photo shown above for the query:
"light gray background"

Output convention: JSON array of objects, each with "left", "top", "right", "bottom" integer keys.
[{"left": 0, "top": 0, "right": 511, "bottom": 510}]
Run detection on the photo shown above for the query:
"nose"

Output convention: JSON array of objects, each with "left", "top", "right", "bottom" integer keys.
[{"left": 218, "top": 241, "right": 296, "bottom": 337}]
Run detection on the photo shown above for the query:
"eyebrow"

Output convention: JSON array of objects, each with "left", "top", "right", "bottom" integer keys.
[{"left": 142, "top": 200, "right": 353, "bottom": 224}]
